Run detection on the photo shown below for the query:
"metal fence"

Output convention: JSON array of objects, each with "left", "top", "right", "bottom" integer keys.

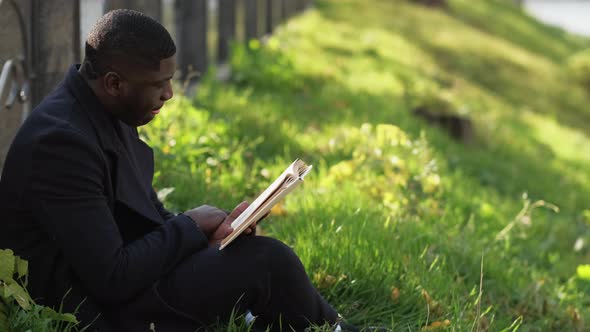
[{"left": 0, "top": 0, "right": 312, "bottom": 171}]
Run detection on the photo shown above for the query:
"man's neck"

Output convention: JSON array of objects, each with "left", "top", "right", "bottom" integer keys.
[
  {"left": 77, "top": 63, "right": 131, "bottom": 127},
  {"left": 78, "top": 65, "right": 112, "bottom": 111}
]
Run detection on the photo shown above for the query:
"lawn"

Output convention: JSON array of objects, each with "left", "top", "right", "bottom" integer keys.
[{"left": 3, "top": 0, "right": 590, "bottom": 331}]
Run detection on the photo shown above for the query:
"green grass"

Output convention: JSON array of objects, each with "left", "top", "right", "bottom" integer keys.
[
  {"left": 142, "top": 0, "right": 590, "bottom": 330},
  {"left": 141, "top": 0, "right": 590, "bottom": 330},
  {"left": 0, "top": 249, "right": 80, "bottom": 332}
]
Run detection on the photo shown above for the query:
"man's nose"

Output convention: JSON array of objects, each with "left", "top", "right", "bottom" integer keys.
[{"left": 161, "top": 81, "right": 174, "bottom": 101}]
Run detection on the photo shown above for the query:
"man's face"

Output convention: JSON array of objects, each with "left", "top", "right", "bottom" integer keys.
[{"left": 114, "top": 55, "right": 176, "bottom": 127}]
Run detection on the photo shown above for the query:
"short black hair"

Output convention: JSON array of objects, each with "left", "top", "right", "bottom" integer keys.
[{"left": 82, "top": 9, "right": 176, "bottom": 79}]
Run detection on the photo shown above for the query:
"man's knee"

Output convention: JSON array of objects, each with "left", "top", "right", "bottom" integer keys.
[
  {"left": 234, "top": 236, "right": 301, "bottom": 273},
  {"left": 259, "top": 237, "right": 307, "bottom": 283}
]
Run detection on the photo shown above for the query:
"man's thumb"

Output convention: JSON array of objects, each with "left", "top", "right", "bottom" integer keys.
[{"left": 222, "top": 223, "right": 233, "bottom": 236}]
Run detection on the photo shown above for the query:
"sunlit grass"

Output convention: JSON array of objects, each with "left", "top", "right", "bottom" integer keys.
[
  {"left": 522, "top": 111, "right": 590, "bottom": 164},
  {"left": 139, "top": 0, "right": 590, "bottom": 331}
]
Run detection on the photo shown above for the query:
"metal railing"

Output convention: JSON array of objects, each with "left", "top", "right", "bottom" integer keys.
[
  {"left": 0, "top": 0, "right": 32, "bottom": 122},
  {"left": 0, "top": 57, "right": 31, "bottom": 122}
]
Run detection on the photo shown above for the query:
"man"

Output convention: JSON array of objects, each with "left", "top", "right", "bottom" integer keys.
[{"left": 0, "top": 9, "right": 339, "bottom": 332}]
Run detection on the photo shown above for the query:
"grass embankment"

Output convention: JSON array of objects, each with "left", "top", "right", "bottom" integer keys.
[{"left": 141, "top": 0, "right": 590, "bottom": 330}]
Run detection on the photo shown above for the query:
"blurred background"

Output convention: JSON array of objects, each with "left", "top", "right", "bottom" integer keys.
[
  {"left": 1, "top": 0, "right": 589, "bottom": 171},
  {"left": 0, "top": 0, "right": 311, "bottom": 171}
]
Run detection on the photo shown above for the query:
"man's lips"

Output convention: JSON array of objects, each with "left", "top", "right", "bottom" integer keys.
[{"left": 150, "top": 107, "right": 162, "bottom": 114}]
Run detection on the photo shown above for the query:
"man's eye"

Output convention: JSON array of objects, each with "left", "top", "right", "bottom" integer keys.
[{"left": 156, "top": 80, "right": 172, "bottom": 88}]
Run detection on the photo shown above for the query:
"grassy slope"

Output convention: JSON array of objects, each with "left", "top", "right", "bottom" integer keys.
[{"left": 142, "top": 0, "right": 590, "bottom": 330}]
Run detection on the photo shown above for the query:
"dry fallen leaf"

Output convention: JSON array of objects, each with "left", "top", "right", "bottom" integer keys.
[
  {"left": 422, "top": 319, "right": 450, "bottom": 331},
  {"left": 391, "top": 287, "right": 400, "bottom": 303},
  {"left": 270, "top": 202, "right": 287, "bottom": 216}
]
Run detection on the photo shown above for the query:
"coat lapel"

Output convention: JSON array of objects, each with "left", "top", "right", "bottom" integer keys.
[
  {"left": 65, "top": 65, "right": 164, "bottom": 225},
  {"left": 113, "top": 144, "right": 163, "bottom": 225}
]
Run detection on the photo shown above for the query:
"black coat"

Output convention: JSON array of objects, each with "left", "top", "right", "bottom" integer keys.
[{"left": 0, "top": 65, "right": 208, "bottom": 331}]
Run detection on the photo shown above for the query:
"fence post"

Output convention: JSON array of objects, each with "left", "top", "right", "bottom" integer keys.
[
  {"left": 265, "top": 0, "right": 273, "bottom": 34},
  {"left": 31, "top": 0, "right": 80, "bottom": 106},
  {"left": 245, "top": 0, "right": 257, "bottom": 40},
  {"left": 281, "top": 0, "right": 291, "bottom": 21},
  {"left": 296, "top": 0, "right": 305, "bottom": 12},
  {"left": 104, "top": 0, "right": 163, "bottom": 21},
  {"left": 218, "top": 0, "right": 236, "bottom": 63},
  {"left": 175, "top": 0, "right": 207, "bottom": 81}
]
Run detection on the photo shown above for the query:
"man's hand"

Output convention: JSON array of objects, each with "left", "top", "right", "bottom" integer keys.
[
  {"left": 183, "top": 205, "right": 228, "bottom": 238},
  {"left": 209, "top": 201, "right": 255, "bottom": 246}
]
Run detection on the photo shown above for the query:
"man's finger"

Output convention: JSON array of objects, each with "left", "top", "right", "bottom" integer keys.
[
  {"left": 224, "top": 201, "right": 249, "bottom": 225},
  {"left": 220, "top": 223, "right": 233, "bottom": 237},
  {"left": 246, "top": 222, "right": 257, "bottom": 236}
]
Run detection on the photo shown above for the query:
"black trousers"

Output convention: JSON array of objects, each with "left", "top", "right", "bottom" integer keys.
[{"left": 157, "top": 236, "right": 339, "bottom": 331}]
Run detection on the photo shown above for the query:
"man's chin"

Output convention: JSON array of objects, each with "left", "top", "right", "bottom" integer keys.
[
  {"left": 136, "top": 113, "right": 156, "bottom": 126},
  {"left": 118, "top": 113, "right": 155, "bottom": 127}
]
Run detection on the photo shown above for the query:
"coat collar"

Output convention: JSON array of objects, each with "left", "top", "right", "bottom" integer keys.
[
  {"left": 64, "top": 65, "right": 121, "bottom": 154},
  {"left": 64, "top": 65, "right": 164, "bottom": 225}
]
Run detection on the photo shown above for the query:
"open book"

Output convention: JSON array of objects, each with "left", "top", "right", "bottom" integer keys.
[{"left": 219, "top": 159, "right": 312, "bottom": 250}]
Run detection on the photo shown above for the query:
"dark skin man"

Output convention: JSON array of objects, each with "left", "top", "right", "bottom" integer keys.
[{"left": 79, "top": 55, "right": 256, "bottom": 244}]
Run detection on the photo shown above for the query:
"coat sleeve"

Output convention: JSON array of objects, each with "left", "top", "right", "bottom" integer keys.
[
  {"left": 150, "top": 188, "right": 177, "bottom": 221},
  {"left": 29, "top": 126, "right": 208, "bottom": 305}
]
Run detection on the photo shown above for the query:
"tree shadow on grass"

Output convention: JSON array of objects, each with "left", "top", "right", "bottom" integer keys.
[
  {"left": 196, "top": 61, "right": 590, "bottom": 218},
  {"left": 179, "top": 0, "right": 590, "bottom": 242},
  {"left": 318, "top": 0, "right": 590, "bottom": 135},
  {"left": 406, "top": 37, "right": 590, "bottom": 135}
]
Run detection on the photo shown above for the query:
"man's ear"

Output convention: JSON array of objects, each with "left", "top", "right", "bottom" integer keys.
[{"left": 103, "top": 72, "right": 123, "bottom": 97}]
